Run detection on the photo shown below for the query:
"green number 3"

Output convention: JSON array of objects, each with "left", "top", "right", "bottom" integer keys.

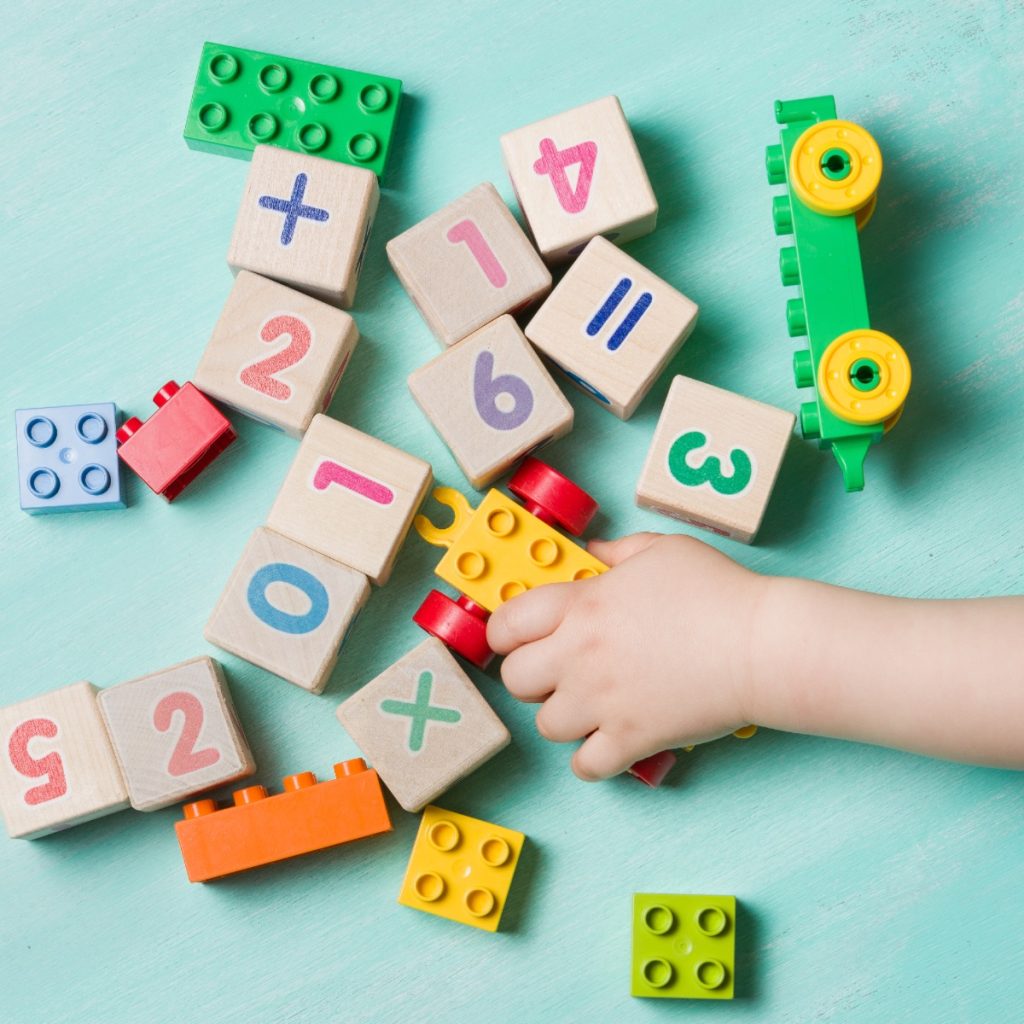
[{"left": 667, "top": 431, "right": 754, "bottom": 496}]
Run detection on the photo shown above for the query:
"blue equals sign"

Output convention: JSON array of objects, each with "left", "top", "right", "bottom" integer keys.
[{"left": 586, "top": 277, "right": 653, "bottom": 351}]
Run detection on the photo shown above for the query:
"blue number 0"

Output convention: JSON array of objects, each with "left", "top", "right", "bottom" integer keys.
[{"left": 246, "top": 562, "right": 329, "bottom": 635}]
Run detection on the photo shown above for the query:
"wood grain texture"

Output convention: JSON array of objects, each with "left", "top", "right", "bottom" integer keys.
[{"left": 2, "top": 3, "right": 1023, "bottom": 1022}]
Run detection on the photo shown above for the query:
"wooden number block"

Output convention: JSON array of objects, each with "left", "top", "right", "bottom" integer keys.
[
  {"left": 500, "top": 96, "right": 657, "bottom": 264},
  {"left": 0, "top": 683, "right": 128, "bottom": 839},
  {"left": 408, "top": 314, "right": 573, "bottom": 488},
  {"left": 386, "top": 182, "right": 551, "bottom": 347},
  {"left": 266, "top": 414, "right": 432, "bottom": 585},
  {"left": 636, "top": 376, "right": 795, "bottom": 543},
  {"left": 525, "top": 237, "right": 698, "bottom": 419},
  {"left": 228, "top": 144, "right": 379, "bottom": 308},
  {"left": 97, "top": 657, "right": 255, "bottom": 812},
  {"left": 205, "top": 527, "right": 371, "bottom": 694},
  {"left": 337, "top": 638, "right": 509, "bottom": 812},
  {"left": 194, "top": 271, "right": 359, "bottom": 437}
]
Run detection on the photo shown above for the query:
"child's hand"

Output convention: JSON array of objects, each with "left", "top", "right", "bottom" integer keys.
[{"left": 486, "top": 533, "right": 767, "bottom": 781}]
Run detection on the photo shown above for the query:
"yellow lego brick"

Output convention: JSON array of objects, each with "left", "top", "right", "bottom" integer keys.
[
  {"left": 416, "top": 488, "right": 606, "bottom": 613},
  {"left": 397, "top": 805, "right": 525, "bottom": 932}
]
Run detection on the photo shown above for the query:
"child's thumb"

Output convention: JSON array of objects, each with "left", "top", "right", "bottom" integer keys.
[{"left": 587, "top": 532, "right": 662, "bottom": 566}]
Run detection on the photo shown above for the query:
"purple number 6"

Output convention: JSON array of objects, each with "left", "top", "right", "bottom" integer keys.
[{"left": 473, "top": 351, "right": 534, "bottom": 431}]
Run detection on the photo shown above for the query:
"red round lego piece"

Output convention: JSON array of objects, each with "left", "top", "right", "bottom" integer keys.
[
  {"left": 153, "top": 380, "right": 181, "bottom": 407},
  {"left": 115, "top": 416, "right": 143, "bottom": 444},
  {"left": 627, "top": 750, "right": 678, "bottom": 788},
  {"left": 413, "top": 590, "right": 493, "bottom": 669},
  {"left": 508, "top": 457, "right": 598, "bottom": 536}
]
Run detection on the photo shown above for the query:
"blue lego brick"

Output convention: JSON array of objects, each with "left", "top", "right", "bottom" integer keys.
[{"left": 15, "top": 404, "right": 126, "bottom": 514}]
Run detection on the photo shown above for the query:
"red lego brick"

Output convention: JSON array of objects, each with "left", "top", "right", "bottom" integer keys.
[
  {"left": 116, "top": 381, "right": 236, "bottom": 500},
  {"left": 175, "top": 757, "right": 392, "bottom": 882}
]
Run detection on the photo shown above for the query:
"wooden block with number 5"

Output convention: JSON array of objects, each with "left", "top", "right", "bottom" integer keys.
[
  {"left": 386, "top": 182, "right": 551, "bottom": 347},
  {"left": 97, "top": 657, "right": 255, "bottom": 812},
  {"left": 194, "top": 271, "right": 358, "bottom": 437},
  {"left": 636, "top": 376, "right": 795, "bottom": 544},
  {"left": 266, "top": 414, "right": 433, "bottom": 585},
  {"left": 408, "top": 315, "right": 573, "bottom": 489},
  {"left": 0, "top": 682, "right": 128, "bottom": 839},
  {"left": 500, "top": 96, "right": 657, "bottom": 264}
]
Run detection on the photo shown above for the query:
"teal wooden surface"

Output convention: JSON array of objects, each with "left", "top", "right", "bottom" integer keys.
[{"left": 2, "top": 2, "right": 1022, "bottom": 1021}]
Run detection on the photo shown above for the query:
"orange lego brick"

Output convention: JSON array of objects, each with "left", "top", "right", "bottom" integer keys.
[{"left": 174, "top": 757, "right": 391, "bottom": 882}]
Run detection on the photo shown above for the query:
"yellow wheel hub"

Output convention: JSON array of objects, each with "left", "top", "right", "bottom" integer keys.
[
  {"left": 789, "top": 119, "right": 882, "bottom": 216},
  {"left": 818, "top": 329, "right": 911, "bottom": 425}
]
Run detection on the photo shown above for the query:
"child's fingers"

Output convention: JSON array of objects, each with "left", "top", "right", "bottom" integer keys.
[
  {"left": 535, "top": 692, "right": 598, "bottom": 744},
  {"left": 571, "top": 730, "right": 635, "bottom": 782},
  {"left": 587, "top": 532, "right": 663, "bottom": 567},
  {"left": 487, "top": 582, "right": 574, "bottom": 654},
  {"left": 499, "top": 640, "right": 561, "bottom": 703}
]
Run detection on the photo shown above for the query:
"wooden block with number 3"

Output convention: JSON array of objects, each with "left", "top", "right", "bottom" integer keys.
[
  {"left": 266, "top": 414, "right": 432, "bottom": 585},
  {"left": 386, "top": 182, "right": 551, "bottom": 347},
  {"left": 97, "top": 657, "right": 255, "bottom": 812},
  {"left": 0, "top": 682, "right": 129, "bottom": 839},
  {"left": 500, "top": 96, "right": 657, "bottom": 264},
  {"left": 636, "top": 376, "right": 795, "bottom": 544},
  {"left": 194, "top": 271, "right": 358, "bottom": 437},
  {"left": 408, "top": 315, "right": 573, "bottom": 488}
]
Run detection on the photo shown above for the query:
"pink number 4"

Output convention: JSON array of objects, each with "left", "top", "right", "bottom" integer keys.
[
  {"left": 446, "top": 219, "right": 508, "bottom": 288},
  {"left": 8, "top": 718, "right": 67, "bottom": 805},
  {"left": 239, "top": 314, "right": 313, "bottom": 401},
  {"left": 153, "top": 692, "right": 220, "bottom": 777},
  {"left": 533, "top": 138, "right": 598, "bottom": 214}
]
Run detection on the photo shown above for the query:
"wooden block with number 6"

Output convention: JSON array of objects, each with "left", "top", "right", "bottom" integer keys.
[
  {"left": 194, "top": 272, "right": 358, "bottom": 437},
  {"left": 386, "top": 182, "right": 551, "bottom": 347},
  {"left": 408, "top": 315, "right": 573, "bottom": 488},
  {"left": 97, "top": 657, "right": 255, "bottom": 812},
  {"left": 266, "top": 414, "right": 432, "bottom": 585},
  {"left": 636, "top": 376, "right": 795, "bottom": 544},
  {"left": 0, "top": 683, "right": 128, "bottom": 839},
  {"left": 500, "top": 96, "right": 657, "bottom": 264},
  {"left": 205, "top": 527, "right": 371, "bottom": 694}
]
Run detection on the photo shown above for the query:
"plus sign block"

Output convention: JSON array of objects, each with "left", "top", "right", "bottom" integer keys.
[
  {"left": 525, "top": 237, "right": 699, "bottom": 419},
  {"left": 14, "top": 403, "right": 126, "bottom": 514},
  {"left": 0, "top": 683, "right": 128, "bottom": 839},
  {"left": 500, "top": 96, "right": 658, "bottom": 264},
  {"left": 407, "top": 315, "right": 573, "bottom": 488},
  {"left": 205, "top": 527, "right": 371, "bottom": 694},
  {"left": 96, "top": 657, "right": 255, "bottom": 812},
  {"left": 337, "top": 638, "right": 510, "bottom": 812},
  {"left": 632, "top": 894, "right": 736, "bottom": 999},
  {"left": 194, "top": 272, "right": 359, "bottom": 437},
  {"left": 398, "top": 805, "right": 525, "bottom": 931},
  {"left": 228, "top": 144, "right": 379, "bottom": 308},
  {"left": 386, "top": 182, "right": 551, "bottom": 347},
  {"left": 266, "top": 414, "right": 432, "bottom": 585},
  {"left": 636, "top": 376, "right": 795, "bottom": 543}
]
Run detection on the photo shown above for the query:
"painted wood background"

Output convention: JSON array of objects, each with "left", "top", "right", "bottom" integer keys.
[{"left": 2, "top": 2, "right": 1022, "bottom": 1021}]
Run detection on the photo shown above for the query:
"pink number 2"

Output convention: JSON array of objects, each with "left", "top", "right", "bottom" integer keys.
[
  {"left": 153, "top": 692, "right": 220, "bottom": 777},
  {"left": 239, "top": 314, "right": 312, "bottom": 402},
  {"left": 8, "top": 718, "right": 68, "bottom": 805},
  {"left": 446, "top": 219, "right": 508, "bottom": 288}
]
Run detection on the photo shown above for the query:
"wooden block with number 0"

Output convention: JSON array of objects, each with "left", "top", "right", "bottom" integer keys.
[
  {"left": 408, "top": 315, "right": 573, "bottom": 488},
  {"left": 0, "top": 682, "right": 128, "bottom": 839},
  {"left": 636, "top": 376, "right": 795, "bottom": 543},
  {"left": 194, "top": 272, "right": 358, "bottom": 437},
  {"left": 500, "top": 96, "right": 657, "bottom": 264},
  {"left": 386, "top": 182, "right": 551, "bottom": 347},
  {"left": 97, "top": 657, "right": 255, "bottom": 812},
  {"left": 266, "top": 414, "right": 432, "bottom": 585}
]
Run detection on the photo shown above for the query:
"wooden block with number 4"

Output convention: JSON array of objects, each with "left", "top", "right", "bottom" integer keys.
[
  {"left": 266, "top": 414, "right": 432, "bottom": 585},
  {"left": 0, "top": 682, "right": 128, "bottom": 839},
  {"left": 500, "top": 95, "right": 657, "bottom": 264},
  {"left": 636, "top": 376, "right": 795, "bottom": 544},
  {"left": 97, "top": 657, "right": 255, "bottom": 812},
  {"left": 386, "top": 182, "right": 551, "bottom": 347},
  {"left": 408, "top": 315, "right": 573, "bottom": 488},
  {"left": 194, "top": 271, "right": 358, "bottom": 437}
]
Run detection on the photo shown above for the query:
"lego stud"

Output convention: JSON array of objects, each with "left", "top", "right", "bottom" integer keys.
[
  {"left": 642, "top": 905, "right": 676, "bottom": 935},
  {"left": 793, "top": 349, "right": 815, "bottom": 389},
  {"left": 116, "top": 416, "right": 143, "bottom": 444},
  {"left": 247, "top": 112, "right": 280, "bottom": 143},
  {"left": 347, "top": 133, "right": 380, "bottom": 163},
  {"left": 786, "top": 298, "right": 807, "bottom": 337},
  {"left": 464, "top": 887, "right": 497, "bottom": 918},
  {"left": 298, "top": 123, "right": 330, "bottom": 152},
  {"left": 283, "top": 771, "right": 317, "bottom": 792},
  {"left": 208, "top": 51, "right": 240, "bottom": 83},
  {"left": 153, "top": 381, "right": 180, "bottom": 407},
  {"left": 733, "top": 725, "right": 758, "bottom": 740},
  {"left": 641, "top": 958, "right": 675, "bottom": 989},
  {"left": 572, "top": 568, "right": 599, "bottom": 581},
  {"left": 413, "top": 871, "right": 446, "bottom": 902},
  {"left": 24, "top": 416, "right": 57, "bottom": 448},
  {"left": 358, "top": 83, "right": 391, "bottom": 113},
  {"left": 79, "top": 464, "right": 111, "bottom": 496},
  {"left": 258, "top": 63, "right": 290, "bottom": 93},
  {"left": 234, "top": 785, "right": 268, "bottom": 806},
  {"left": 28, "top": 468, "right": 60, "bottom": 500},
  {"left": 198, "top": 103, "right": 229, "bottom": 133},
  {"left": 528, "top": 538, "right": 560, "bottom": 568},
  {"left": 334, "top": 758, "right": 368, "bottom": 778},
  {"left": 427, "top": 819, "right": 461, "bottom": 852},
  {"left": 771, "top": 194, "right": 793, "bottom": 236},
  {"left": 75, "top": 412, "right": 109, "bottom": 444},
  {"left": 799, "top": 401, "right": 821, "bottom": 440},
  {"left": 764, "top": 143, "right": 786, "bottom": 185},
  {"left": 485, "top": 507, "right": 518, "bottom": 538},
  {"left": 480, "top": 836, "right": 512, "bottom": 867},
  {"left": 697, "top": 905, "right": 729, "bottom": 936},
  {"left": 308, "top": 73, "right": 340, "bottom": 103},
  {"left": 183, "top": 798, "right": 218, "bottom": 819},
  {"left": 499, "top": 581, "right": 528, "bottom": 602},
  {"left": 778, "top": 246, "right": 799, "bottom": 287},
  {"left": 695, "top": 959, "right": 728, "bottom": 991},
  {"left": 455, "top": 550, "right": 487, "bottom": 581}
]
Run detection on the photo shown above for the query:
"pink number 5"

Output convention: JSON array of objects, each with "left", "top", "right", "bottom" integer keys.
[
  {"left": 446, "top": 219, "right": 508, "bottom": 288},
  {"left": 153, "top": 692, "right": 220, "bottom": 777},
  {"left": 239, "top": 314, "right": 312, "bottom": 401},
  {"left": 8, "top": 718, "right": 67, "bottom": 805}
]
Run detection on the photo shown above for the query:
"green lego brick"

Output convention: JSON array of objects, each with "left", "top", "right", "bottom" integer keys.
[
  {"left": 766, "top": 95, "right": 883, "bottom": 492},
  {"left": 184, "top": 42, "right": 402, "bottom": 179},
  {"left": 631, "top": 894, "right": 736, "bottom": 1000}
]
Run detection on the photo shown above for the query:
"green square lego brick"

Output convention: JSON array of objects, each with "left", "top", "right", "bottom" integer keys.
[
  {"left": 631, "top": 893, "right": 736, "bottom": 1000},
  {"left": 184, "top": 42, "right": 402, "bottom": 179}
]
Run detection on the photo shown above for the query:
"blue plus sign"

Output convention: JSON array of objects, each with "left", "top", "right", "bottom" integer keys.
[{"left": 258, "top": 172, "right": 330, "bottom": 246}]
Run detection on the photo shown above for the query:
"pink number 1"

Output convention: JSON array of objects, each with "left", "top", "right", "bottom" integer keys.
[
  {"left": 8, "top": 718, "right": 67, "bottom": 805},
  {"left": 239, "top": 314, "right": 313, "bottom": 401},
  {"left": 153, "top": 692, "right": 220, "bottom": 777},
  {"left": 446, "top": 219, "right": 508, "bottom": 288}
]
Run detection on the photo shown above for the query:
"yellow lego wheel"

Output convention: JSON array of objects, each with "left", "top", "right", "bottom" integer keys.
[
  {"left": 855, "top": 191, "right": 877, "bottom": 231},
  {"left": 789, "top": 120, "right": 882, "bottom": 217},
  {"left": 818, "top": 330, "right": 911, "bottom": 425}
]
